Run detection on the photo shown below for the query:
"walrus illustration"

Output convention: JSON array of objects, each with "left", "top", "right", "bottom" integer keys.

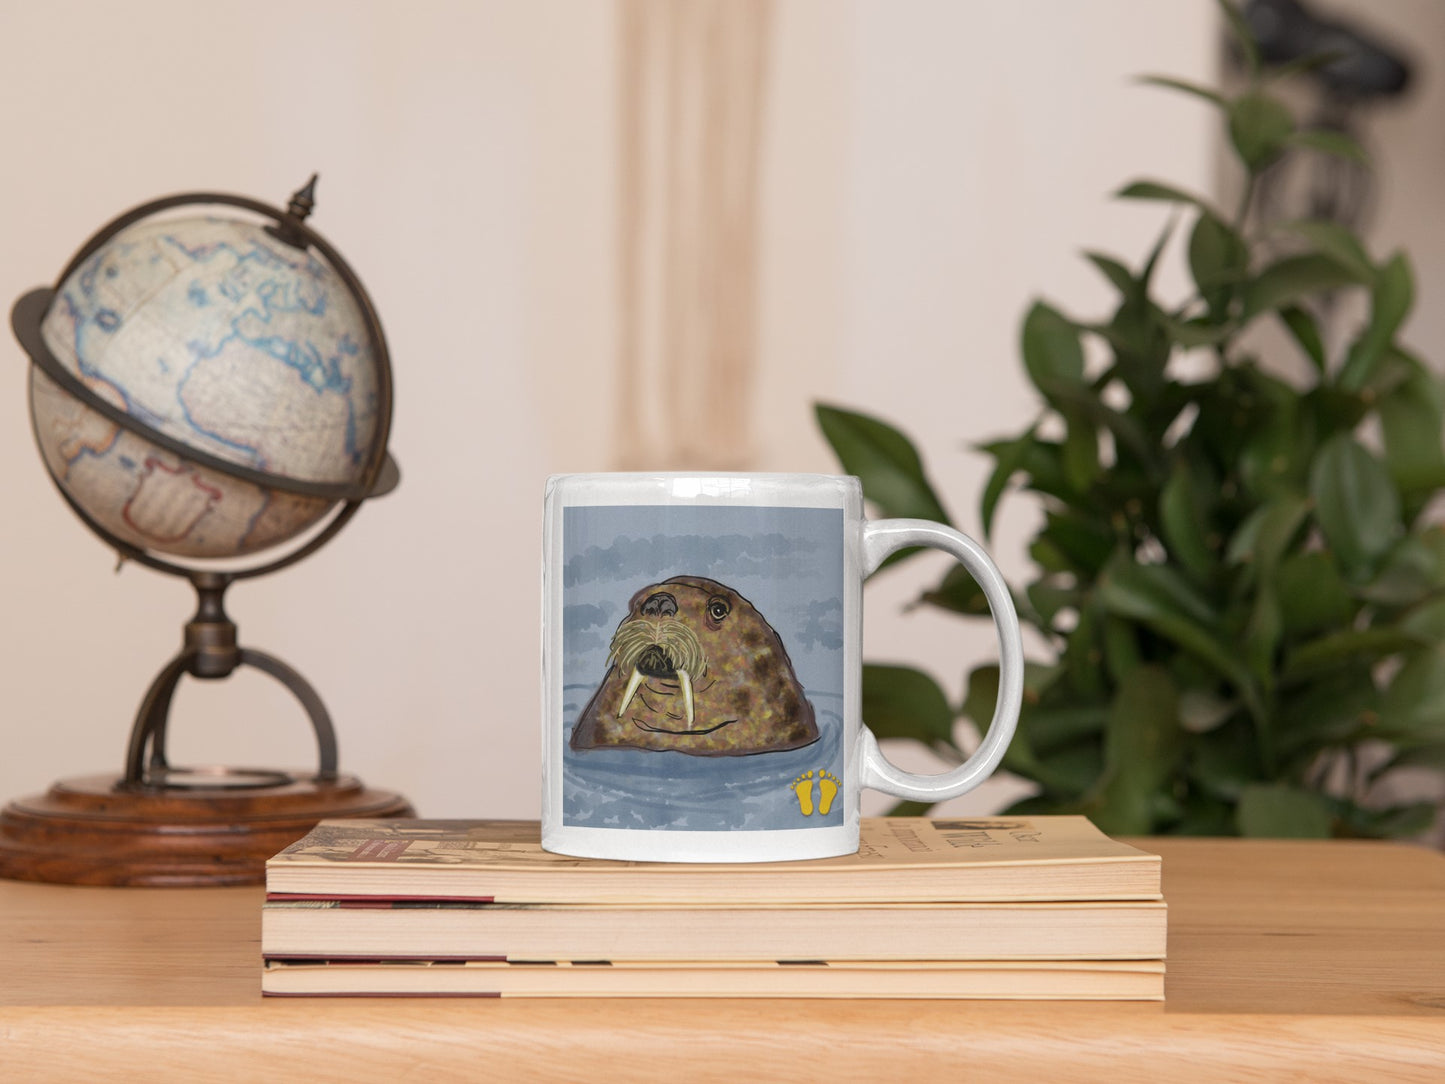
[{"left": 570, "top": 576, "right": 819, "bottom": 756}]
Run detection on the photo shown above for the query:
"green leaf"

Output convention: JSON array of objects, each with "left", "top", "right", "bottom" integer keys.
[
  {"left": 1102, "top": 616, "right": 1142, "bottom": 686},
  {"left": 1173, "top": 795, "right": 1238, "bottom": 836},
  {"left": 1277, "top": 305, "right": 1326, "bottom": 373},
  {"left": 1286, "top": 127, "right": 1368, "bottom": 164},
  {"left": 1084, "top": 252, "right": 1137, "bottom": 296},
  {"left": 1398, "top": 595, "right": 1445, "bottom": 641},
  {"left": 969, "top": 665, "right": 1077, "bottom": 788},
  {"left": 1277, "top": 219, "right": 1374, "bottom": 281},
  {"left": 1062, "top": 410, "right": 1100, "bottom": 493},
  {"left": 1114, "top": 179, "right": 1215, "bottom": 213},
  {"left": 1064, "top": 605, "right": 1108, "bottom": 703},
  {"left": 1178, "top": 687, "right": 1236, "bottom": 734},
  {"left": 1334, "top": 800, "right": 1437, "bottom": 839},
  {"left": 1032, "top": 742, "right": 1106, "bottom": 799},
  {"left": 1136, "top": 74, "right": 1228, "bottom": 107},
  {"left": 1357, "top": 536, "right": 1439, "bottom": 607},
  {"left": 1033, "top": 381, "right": 1159, "bottom": 474},
  {"left": 977, "top": 434, "right": 1028, "bottom": 541},
  {"left": 1139, "top": 216, "right": 1176, "bottom": 293},
  {"left": 1264, "top": 50, "right": 1349, "bottom": 86},
  {"left": 816, "top": 405, "right": 950, "bottom": 558},
  {"left": 1391, "top": 744, "right": 1445, "bottom": 771},
  {"left": 1107, "top": 666, "right": 1181, "bottom": 786},
  {"left": 1338, "top": 253, "right": 1416, "bottom": 392},
  {"left": 1001, "top": 794, "right": 1065, "bottom": 817},
  {"left": 1027, "top": 582, "right": 1079, "bottom": 628},
  {"left": 1306, "top": 384, "right": 1370, "bottom": 439},
  {"left": 1419, "top": 526, "right": 1445, "bottom": 585},
  {"left": 1098, "top": 556, "right": 1218, "bottom": 629},
  {"left": 1377, "top": 350, "right": 1445, "bottom": 499},
  {"left": 1378, "top": 645, "right": 1445, "bottom": 744},
  {"left": 1243, "top": 410, "right": 1304, "bottom": 501},
  {"left": 1377, "top": 249, "right": 1415, "bottom": 322},
  {"left": 1029, "top": 706, "right": 1109, "bottom": 755},
  {"left": 1038, "top": 512, "right": 1116, "bottom": 579},
  {"left": 1242, "top": 254, "right": 1368, "bottom": 319},
  {"left": 1102, "top": 297, "right": 1173, "bottom": 407},
  {"left": 1277, "top": 552, "right": 1355, "bottom": 638},
  {"left": 1225, "top": 496, "right": 1311, "bottom": 577},
  {"left": 1159, "top": 460, "right": 1216, "bottom": 580},
  {"left": 1093, "top": 666, "right": 1182, "bottom": 834},
  {"left": 1236, "top": 784, "right": 1334, "bottom": 838},
  {"left": 1309, "top": 435, "right": 1401, "bottom": 577},
  {"left": 881, "top": 799, "right": 935, "bottom": 816},
  {"left": 1234, "top": 369, "right": 1310, "bottom": 501},
  {"left": 861, "top": 664, "right": 955, "bottom": 746},
  {"left": 1277, "top": 664, "right": 1379, "bottom": 756},
  {"left": 1360, "top": 347, "right": 1420, "bottom": 400},
  {"left": 1243, "top": 581, "right": 1283, "bottom": 689},
  {"left": 1167, "top": 317, "right": 1236, "bottom": 348},
  {"left": 1281, "top": 627, "right": 1425, "bottom": 684},
  {"left": 1217, "top": 0, "right": 1260, "bottom": 76},
  {"left": 1096, "top": 556, "right": 1263, "bottom": 717},
  {"left": 1021, "top": 302, "right": 1085, "bottom": 392},
  {"left": 916, "top": 563, "right": 989, "bottom": 617},
  {"left": 961, "top": 665, "right": 1003, "bottom": 735},
  {"left": 1188, "top": 213, "right": 1248, "bottom": 300},
  {"left": 1228, "top": 91, "right": 1295, "bottom": 172},
  {"left": 1190, "top": 716, "right": 1263, "bottom": 801},
  {"left": 1015, "top": 446, "right": 1074, "bottom": 507}
]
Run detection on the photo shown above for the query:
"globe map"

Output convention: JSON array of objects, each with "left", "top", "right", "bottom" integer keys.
[{"left": 30, "top": 215, "right": 382, "bottom": 558}]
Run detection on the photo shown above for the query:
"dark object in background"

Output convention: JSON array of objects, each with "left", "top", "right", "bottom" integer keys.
[
  {"left": 1243, "top": 0, "right": 1412, "bottom": 100},
  {"left": 1240, "top": 0, "right": 1415, "bottom": 244}
]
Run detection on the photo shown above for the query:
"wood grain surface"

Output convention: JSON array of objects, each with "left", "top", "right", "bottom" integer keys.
[{"left": 3, "top": 837, "right": 1444, "bottom": 1081}]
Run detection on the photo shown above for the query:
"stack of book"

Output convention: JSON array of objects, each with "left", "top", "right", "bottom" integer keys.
[{"left": 261, "top": 817, "right": 1165, "bottom": 999}]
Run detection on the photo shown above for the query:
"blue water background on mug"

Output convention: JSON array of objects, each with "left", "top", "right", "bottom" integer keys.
[{"left": 561, "top": 505, "right": 846, "bottom": 831}]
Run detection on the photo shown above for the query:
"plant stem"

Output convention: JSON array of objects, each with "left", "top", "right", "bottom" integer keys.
[{"left": 1232, "top": 172, "right": 1257, "bottom": 234}]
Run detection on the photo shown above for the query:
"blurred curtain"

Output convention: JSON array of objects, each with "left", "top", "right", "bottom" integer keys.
[{"left": 615, "top": 0, "right": 773, "bottom": 469}]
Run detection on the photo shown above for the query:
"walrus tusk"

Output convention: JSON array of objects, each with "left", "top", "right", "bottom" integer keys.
[
  {"left": 677, "top": 669, "right": 694, "bottom": 729},
  {"left": 617, "top": 667, "right": 646, "bottom": 719}
]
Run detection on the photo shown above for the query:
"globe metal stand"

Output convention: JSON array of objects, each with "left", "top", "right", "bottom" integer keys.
[
  {"left": 123, "top": 572, "right": 339, "bottom": 792},
  {"left": 0, "top": 179, "right": 413, "bottom": 886}
]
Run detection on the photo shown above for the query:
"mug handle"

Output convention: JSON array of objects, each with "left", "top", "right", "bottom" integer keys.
[{"left": 857, "top": 518, "right": 1024, "bottom": 803}]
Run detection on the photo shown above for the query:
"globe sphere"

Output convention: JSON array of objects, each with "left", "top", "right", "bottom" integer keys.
[{"left": 28, "top": 214, "right": 384, "bottom": 559}]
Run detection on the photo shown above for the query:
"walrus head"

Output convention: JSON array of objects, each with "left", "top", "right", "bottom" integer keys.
[{"left": 570, "top": 575, "right": 820, "bottom": 756}]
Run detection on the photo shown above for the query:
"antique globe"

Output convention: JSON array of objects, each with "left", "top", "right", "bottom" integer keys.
[{"left": 0, "top": 179, "right": 412, "bottom": 886}]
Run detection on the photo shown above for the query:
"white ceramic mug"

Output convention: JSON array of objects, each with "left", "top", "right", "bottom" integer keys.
[{"left": 541, "top": 473, "right": 1022, "bottom": 862}]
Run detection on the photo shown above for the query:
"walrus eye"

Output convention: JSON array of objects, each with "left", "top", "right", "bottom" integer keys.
[
  {"left": 707, "top": 597, "right": 731, "bottom": 622},
  {"left": 640, "top": 592, "right": 677, "bottom": 617}
]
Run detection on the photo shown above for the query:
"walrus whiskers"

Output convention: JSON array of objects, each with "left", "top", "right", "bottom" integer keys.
[{"left": 608, "top": 618, "right": 706, "bottom": 728}]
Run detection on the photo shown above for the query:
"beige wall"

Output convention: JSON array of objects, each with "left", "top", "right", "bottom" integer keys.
[{"left": 1, "top": 1, "right": 1221, "bottom": 818}]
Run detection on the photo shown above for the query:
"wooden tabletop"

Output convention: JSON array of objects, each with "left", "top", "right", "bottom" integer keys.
[{"left": 3, "top": 837, "right": 1445, "bottom": 1081}]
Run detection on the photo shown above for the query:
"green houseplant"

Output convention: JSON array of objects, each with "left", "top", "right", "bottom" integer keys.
[{"left": 819, "top": 9, "right": 1445, "bottom": 838}]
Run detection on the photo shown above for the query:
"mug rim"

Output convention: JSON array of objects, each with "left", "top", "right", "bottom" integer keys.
[
  {"left": 547, "top": 471, "right": 858, "bottom": 482},
  {"left": 546, "top": 472, "right": 862, "bottom": 506}
]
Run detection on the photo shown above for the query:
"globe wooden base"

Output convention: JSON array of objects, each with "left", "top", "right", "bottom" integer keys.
[{"left": 0, "top": 773, "right": 414, "bottom": 887}]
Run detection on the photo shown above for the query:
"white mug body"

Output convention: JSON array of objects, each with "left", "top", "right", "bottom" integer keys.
[{"left": 541, "top": 473, "right": 1021, "bottom": 862}]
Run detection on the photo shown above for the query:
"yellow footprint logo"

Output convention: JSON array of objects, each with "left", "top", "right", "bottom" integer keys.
[
  {"left": 817, "top": 770, "right": 840, "bottom": 815},
  {"left": 791, "top": 770, "right": 815, "bottom": 815},
  {"left": 790, "top": 768, "right": 840, "bottom": 816}
]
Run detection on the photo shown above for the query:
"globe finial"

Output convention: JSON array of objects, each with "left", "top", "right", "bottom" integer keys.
[
  {"left": 264, "top": 173, "right": 320, "bottom": 250},
  {"left": 288, "top": 173, "right": 319, "bottom": 220}
]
